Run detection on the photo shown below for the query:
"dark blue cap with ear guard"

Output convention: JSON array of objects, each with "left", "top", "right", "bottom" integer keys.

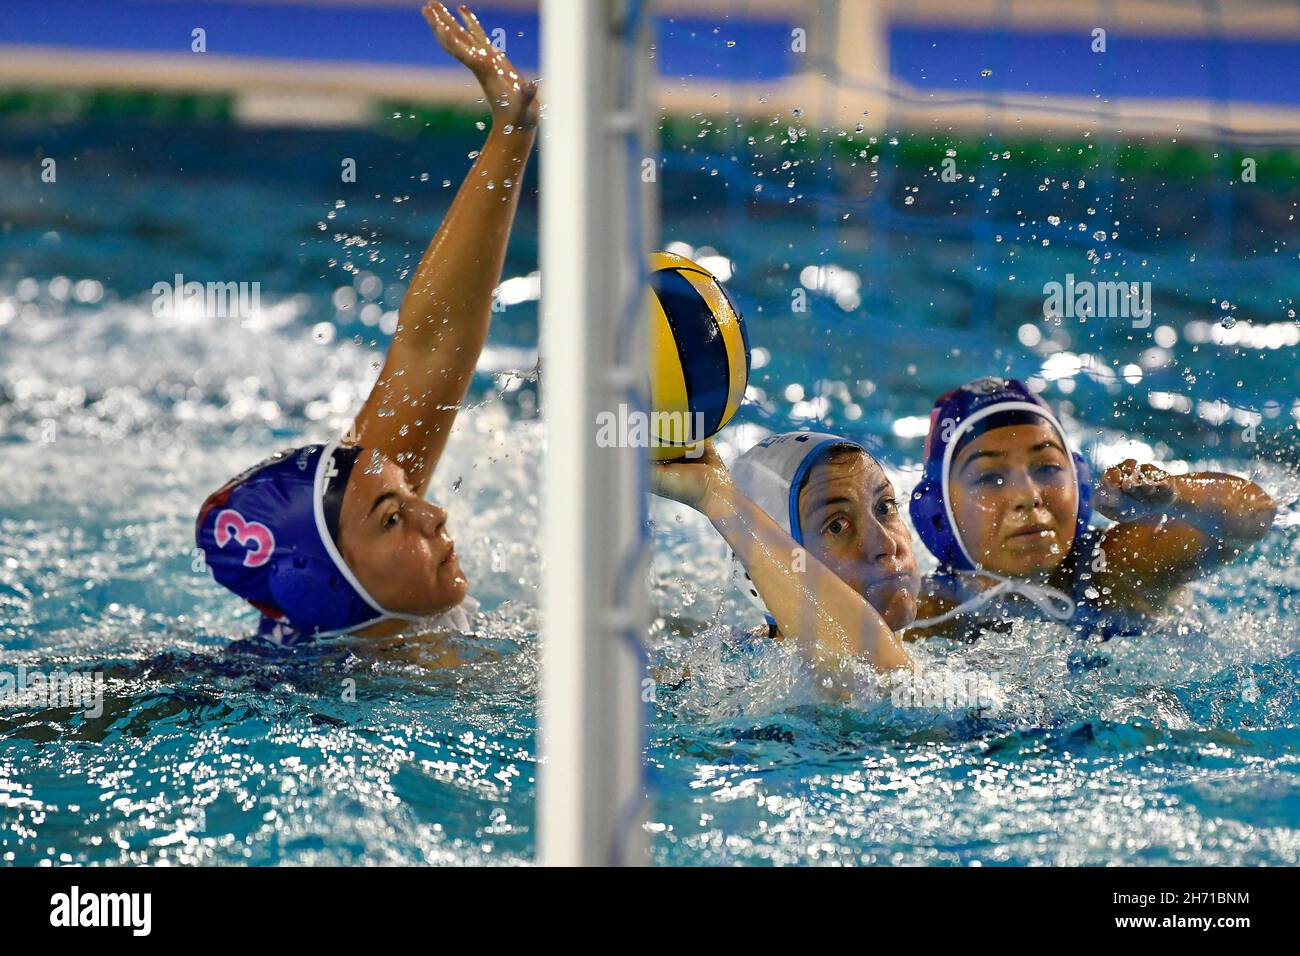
[
  {"left": 195, "top": 442, "right": 390, "bottom": 639},
  {"left": 909, "top": 377, "right": 1092, "bottom": 571}
]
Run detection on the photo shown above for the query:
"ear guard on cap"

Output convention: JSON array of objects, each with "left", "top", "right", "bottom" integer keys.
[
  {"left": 731, "top": 551, "right": 775, "bottom": 629},
  {"left": 909, "top": 469, "right": 963, "bottom": 569},
  {"left": 196, "top": 442, "right": 389, "bottom": 637},
  {"left": 265, "top": 553, "right": 380, "bottom": 635}
]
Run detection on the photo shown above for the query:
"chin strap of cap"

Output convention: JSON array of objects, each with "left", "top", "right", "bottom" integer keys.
[
  {"left": 325, "top": 594, "right": 482, "bottom": 641},
  {"left": 911, "top": 568, "right": 1076, "bottom": 629}
]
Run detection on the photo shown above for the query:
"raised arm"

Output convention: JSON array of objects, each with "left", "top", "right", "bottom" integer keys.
[
  {"left": 1091, "top": 459, "right": 1276, "bottom": 612},
  {"left": 653, "top": 444, "right": 914, "bottom": 674},
  {"left": 353, "top": 3, "right": 538, "bottom": 496}
]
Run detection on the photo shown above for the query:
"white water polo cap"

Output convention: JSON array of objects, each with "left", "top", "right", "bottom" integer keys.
[{"left": 728, "top": 432, "right": 873, "bottom": 622}]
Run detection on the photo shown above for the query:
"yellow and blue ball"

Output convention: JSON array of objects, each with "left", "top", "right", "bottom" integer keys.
[{"left": 647, "top": 251, "right": 750, "bottom": 461}]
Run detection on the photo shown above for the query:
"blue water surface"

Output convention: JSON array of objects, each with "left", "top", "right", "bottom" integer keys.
[{"left": 2, "top": 105, "right": 1299, "bottom": 865}]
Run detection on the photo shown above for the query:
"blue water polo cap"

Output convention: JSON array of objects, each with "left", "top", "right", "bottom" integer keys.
[
  {"left": 909, "top": 376, "right": 1092, "bottom": 570},
  {"left": 195, "top": 441, "right": 390, "bottom": 638}
]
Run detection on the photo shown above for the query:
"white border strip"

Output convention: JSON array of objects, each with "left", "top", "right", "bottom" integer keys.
[{"left": 312, "top": 440, "right": 388, "bottom": 619}]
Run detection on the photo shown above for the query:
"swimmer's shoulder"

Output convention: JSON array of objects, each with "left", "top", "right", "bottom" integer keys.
[{"left": 1057, "top": 529, "right": 1162, "bottom": 629}]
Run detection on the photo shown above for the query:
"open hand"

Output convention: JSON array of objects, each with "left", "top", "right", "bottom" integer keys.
[
  {"left": 422, "top": 3, "right": 539, "bottom": 131},
  {"left": 1095, "top": 458, "right": 1178, "bottom": 520}
]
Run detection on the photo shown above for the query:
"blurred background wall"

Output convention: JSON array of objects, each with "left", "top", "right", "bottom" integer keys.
[{"left": 2, "top": 0, "right": 1299, "bottom": 137}]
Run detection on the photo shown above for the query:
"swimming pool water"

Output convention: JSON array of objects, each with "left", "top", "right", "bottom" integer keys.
[{"left": 2, "top": 114, "right": 1298, "bottom": 865}]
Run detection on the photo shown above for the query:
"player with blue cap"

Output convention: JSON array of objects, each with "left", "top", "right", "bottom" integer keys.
[
  {"left": 196, "top": 3, "right": 533, "bottom": 646},
  {"left": 909, "top": 376, "right": 1277, "bottom": 638}
]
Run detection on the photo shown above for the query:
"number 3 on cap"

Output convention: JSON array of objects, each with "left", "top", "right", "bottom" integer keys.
[{"left": 214, "top": 509, "right": 276, "bottom": 568}]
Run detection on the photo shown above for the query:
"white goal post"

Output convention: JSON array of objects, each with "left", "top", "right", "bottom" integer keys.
[{"left": 537, "top": 0, "right": 656, "bottom": 867}]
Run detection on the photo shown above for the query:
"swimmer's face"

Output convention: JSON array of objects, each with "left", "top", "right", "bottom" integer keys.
[
  {"left": 336, "top": 452, "right": 468, "bottom": 616},
  {"left": 948, "top": 423, "right": 1078, "bottom": 577},
  {"left": 797, "top": 449, "right": 920, "bottom": 632}
]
